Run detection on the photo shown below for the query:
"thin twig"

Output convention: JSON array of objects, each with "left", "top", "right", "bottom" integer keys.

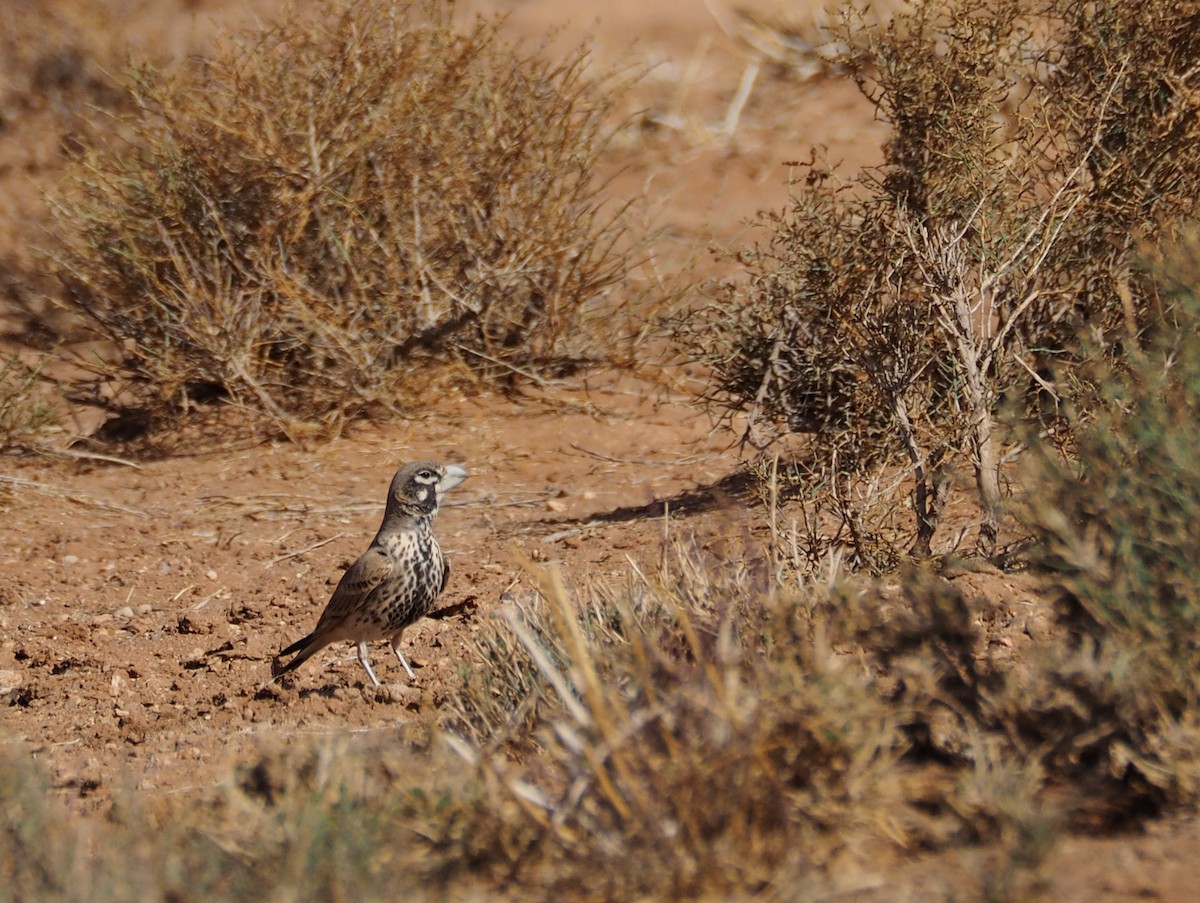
[
  {"left": 269, "top": 532, "right": 345, "bottom": 566},
  {"left": 723, "top": 60, "right": 760, "bottom": 136},
  {"left": 36, "top": 447, "right": 145, "bottom": 470},
  {"left": 449, "top": 342, "right": 555, "bottom": 388},
  {"left": 566, "top": 443, "right": 716, "bottom": 467}
]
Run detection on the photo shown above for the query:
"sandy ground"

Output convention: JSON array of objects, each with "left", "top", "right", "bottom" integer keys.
[
  {"left": 1, "top": 375, "right": 745, "bottom": 793},
  {"left": 2, "top": 0, "right": 1199, "bottom": 898}
]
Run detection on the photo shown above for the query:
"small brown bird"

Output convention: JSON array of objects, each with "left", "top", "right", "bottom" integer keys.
[{"left": 271, "top": 461, "right": 469, "bottom": 687}]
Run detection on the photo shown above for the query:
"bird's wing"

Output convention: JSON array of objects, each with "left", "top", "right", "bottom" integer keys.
[{"left": 315, "top": 545, "right": 391, "bottom": 629}]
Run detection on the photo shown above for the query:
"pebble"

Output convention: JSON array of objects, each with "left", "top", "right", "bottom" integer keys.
[{"left": 62, "top": 555, "right": 79, "bottom": 566}]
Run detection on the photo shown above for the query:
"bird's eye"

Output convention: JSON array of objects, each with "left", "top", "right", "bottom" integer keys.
[{"left": 418, "top": 469, "right": 437, "bottom": 482}]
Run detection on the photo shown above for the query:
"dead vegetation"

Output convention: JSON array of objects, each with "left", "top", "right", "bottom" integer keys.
[{"left": 47, "top": 0, "right": 630, "bottom": 439}]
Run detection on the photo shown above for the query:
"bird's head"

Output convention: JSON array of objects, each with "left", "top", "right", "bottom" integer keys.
[{"left": 386, "top": 461, "right": 469, "bottom": 518}]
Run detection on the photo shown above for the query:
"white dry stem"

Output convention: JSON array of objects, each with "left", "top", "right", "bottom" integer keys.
[{"left": 900, "top": 68, "right": 1127, "bottom": 555}]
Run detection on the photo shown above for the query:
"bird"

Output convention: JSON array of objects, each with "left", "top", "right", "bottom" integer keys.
[{"left": 271, "top": 460, "right": 469, "bottom": 687}]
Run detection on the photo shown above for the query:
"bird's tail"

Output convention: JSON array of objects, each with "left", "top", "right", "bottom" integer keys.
[{"left": 271, "top": 632, "right": 321, "bottom": 679}]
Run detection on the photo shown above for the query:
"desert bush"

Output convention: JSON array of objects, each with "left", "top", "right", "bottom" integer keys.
[
  {"left": 681, "top": 0, "right": 1200, "bottom": 564},
  {"left": 51, "top": 0, "right": 628, "bottom": 436}
]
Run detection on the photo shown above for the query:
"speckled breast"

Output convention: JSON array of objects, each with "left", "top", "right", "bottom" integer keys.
[{"left": 377, "top": 523, "right": 445, "bottom": 631}]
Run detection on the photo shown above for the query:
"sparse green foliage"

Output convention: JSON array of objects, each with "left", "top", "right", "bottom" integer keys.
[
  {"left": 0, "top": 355, "right": 57, "bottom": 448},
  {"left": 52, "top": 0, "right": 628, "bottom": 436},
  {"left": 1019, "top": 232, "right": 1200, "bottom": 803},
  {"left": 1026, "top": 234, "right": 1200, "bottom": 653}
]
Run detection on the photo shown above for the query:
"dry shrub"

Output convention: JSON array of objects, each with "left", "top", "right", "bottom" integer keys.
[
  {"left": 680, "top": 0, "right": 1200, "bottom": 564},
  {"left": 51, "top": 0, "right": 628, "bottom": 436},
  {"left": 447, "top": 556, "right": 908, "bottom": 895},
  {"left": 436, "top": 532, "right": 1200, "bottom": 894}
]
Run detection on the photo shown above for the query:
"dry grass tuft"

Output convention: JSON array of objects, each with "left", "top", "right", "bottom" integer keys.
[
  {"left": 441, "top": 543, "right": 1061, "bottom": 896},
  {"left": 50, "top": 0, "right": 630, "bottom": 438}
]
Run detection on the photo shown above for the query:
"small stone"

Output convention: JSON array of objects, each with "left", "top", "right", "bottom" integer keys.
[
  {"left": 115, "top": 606, "right": 134, "bottom": 620},
  {"left": 62, "top": 555, "right": 79, "bottom": 566},
  {"left": 546, "top": 499, "right": 568, "bottom": 513},
  {"left": 206, "top": 569, "right": 218, "bottom": 581}
]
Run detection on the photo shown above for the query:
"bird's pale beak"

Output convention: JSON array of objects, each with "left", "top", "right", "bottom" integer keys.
[{"left": 438, "top": 464, "right": 469, "bottom": 494}]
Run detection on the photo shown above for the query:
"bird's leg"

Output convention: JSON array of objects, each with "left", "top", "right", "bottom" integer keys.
[
  {"left": 390, "top": 632, "right": 416, "bottom": 681},
  {"left": 357, "top": 640, "right": 381, "bottom": 687}
]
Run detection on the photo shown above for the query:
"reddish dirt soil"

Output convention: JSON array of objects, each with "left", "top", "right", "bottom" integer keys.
[
  {"left": 2, "top": 1, "right": 1199, "bottom": 898},
  {"left": 1, "top": 376, "right": 742, "bottom": 795}
]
